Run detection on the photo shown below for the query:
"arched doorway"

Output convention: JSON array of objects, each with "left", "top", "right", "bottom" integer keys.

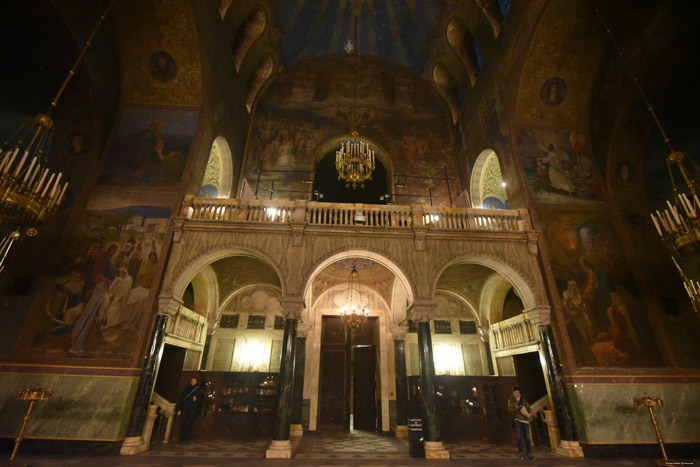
[{"left": 313, "top": 149, "right": 388, "bottom": 204}]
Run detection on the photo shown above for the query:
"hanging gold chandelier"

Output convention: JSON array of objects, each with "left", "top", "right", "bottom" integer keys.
[
  {"left": 339, "top": 263, "right": 369, "bottom": 329},
  {"left": 336, "top": 131, "right": 375, "bottom": 190},
  {"left": 335, "top": 10, "right": 375, "bottom": 190},
  {"left": 0, "top": 0, "right": 114, "bottom": 275}
]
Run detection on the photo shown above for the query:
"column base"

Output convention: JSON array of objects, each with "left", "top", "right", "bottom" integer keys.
[
  {"left": 120, "top": 436, "right": 148, "bottom": 455},
  {"left": 555, "top": 440, "right": 584, "bottom": 458},
  {"left": 290, "top": 424, "right": 304, "bottom": 437},
  {"left": 265, "top": 439, "right": 292, "bottom": 458},
  {"left": 424, "top": 440, "right": 450, "bottom": 459},
  {"left": 395, "top": 425, "right": 408, "bottom": 439}
]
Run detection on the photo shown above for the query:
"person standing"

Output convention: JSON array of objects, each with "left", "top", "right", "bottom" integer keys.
[
  {"left": 508, "top": 386, "right": 535, "bottom": 460},
  {"left": 177, "top": 377, "right": 203, "bottom": 443}
]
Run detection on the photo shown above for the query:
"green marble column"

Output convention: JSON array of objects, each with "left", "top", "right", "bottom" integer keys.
[
  {"left": 417, "top": 321, "right": 441, "bottom": 442},
  {"left": 125, "top": 314, "right": 168, "bottom": 437},
  {"left": 291, "top": 336, "right": 306, "bottom": 426},
  {"left": 273, "top": 318, "right": 297, "bottom": 441},
  {"left": 539, "top": 325, "right": 577, "bottom": 441},
  {"left": 394, "top": 339, "right": 408, "bottom": 427}
]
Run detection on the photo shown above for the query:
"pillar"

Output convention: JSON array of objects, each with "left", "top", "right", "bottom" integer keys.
[
  {"left": 526, "top": 305, "right": 583, "bottom": 457},
  {"left": 413, "top": 302, "right": 449, "bottom": 459},
  {"left": 121, "top": 314, "right": 168, "bottom": 455},
  {"left": 392, "top": 326, "right": 409, "bottom": 439},
  {"left": 478, "top": 326, "right": 495, "bottom": 375},
  {"left": 266, "top": 298, "right": 303, "bottom": 459},
  {"left": 290, "top": 334, "right": 306, "bottom": 437}
]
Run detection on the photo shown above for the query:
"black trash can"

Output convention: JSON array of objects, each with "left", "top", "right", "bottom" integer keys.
[{"left": 408, "top": 417, "right": 425, "bottom": 458}]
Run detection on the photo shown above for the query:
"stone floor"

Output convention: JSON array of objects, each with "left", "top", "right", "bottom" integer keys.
[{"left": 4, "top": 430, "right": 694, "bottom": 466}]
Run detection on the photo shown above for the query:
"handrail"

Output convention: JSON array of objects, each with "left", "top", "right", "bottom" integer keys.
[
  {"left": 489, "top": 312, "right": 538, "bottom": 351},
  {"left": 180, "top": 196, "right": 531, "bottom": 234}
]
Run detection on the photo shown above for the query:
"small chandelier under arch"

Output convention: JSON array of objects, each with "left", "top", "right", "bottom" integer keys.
[{"left": 339, "top": 263, "right": 369, "bottom": 329}]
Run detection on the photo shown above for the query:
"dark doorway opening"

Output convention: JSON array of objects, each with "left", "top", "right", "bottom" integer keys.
[
  {"left": 313, "top": 150, "right": 388, "bottom": 204},
  {"left": 512, "top": 352, "right": 547, "bottom": 402},
  {"left": 352, "top": 345, "right": 377, "bottom": 431},
  {"left": 154, "top": 343, "right": 187, "bottom": 402}
]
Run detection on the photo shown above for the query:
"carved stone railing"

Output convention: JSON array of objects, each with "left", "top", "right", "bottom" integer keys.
[
  {"left": 150, "top": 392, "right": 176, "bottom": 444},
  {"left": 163, "top": 303, "right": 207, "bottom": 346},
  {"left": 179, "top": 196, "right": 531, "bottom": 233},
  {"left": 489, "top": 312, "right": 539, "bottom": 351}
]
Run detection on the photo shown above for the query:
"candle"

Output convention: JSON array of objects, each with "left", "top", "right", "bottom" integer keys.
[
  {"left": 683, "top": 193, "right": 697, "bottom": 217},
  {"left": 4, "top": 147, "right": 19, "bottom": 174},
  {"left": 650, "top": 213, "right": 663, "bottom": 237},
  {"left": 657, "top": 210, "right": 670, "bottom": 233},
  {"left": 41, "top": 173, "right": 55, "bottom": 198},
  {"left": 34, "top": 168, "right": 48, "bottom": 193},
  {"left": 667, "top": 200, "right": 681, "bottom": 224},
  {"left": 664, "top": 210, "right": 677, "bottom": 232},
  {"left": 26, "top": 164, "right": 40, "bottom": 189},
  {"left": 13, "top": 150, "right": 29, "bottom": 177},
  {"left": 50, "top": 172, "right": 62, "bottom": 198},
  {"left": 56, "top": 182, "right": 68, "bottom": 206},
  {"left": 22, "top": 157, "right": 37, "bottom": 184}
]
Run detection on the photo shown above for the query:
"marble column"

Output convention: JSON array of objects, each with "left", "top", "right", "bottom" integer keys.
[
  {"left": 392, "top": 326, "right": 409, "bottom": 439},
  {"left": 290, "top": 335, "right": 306, "bottom": 436},
  {"left": 478, "top": 326, "right": 495, "bottom": 375},
  {"left": 413, "top": 302, "right": 449, "bottom": 459},
  {"left": 121, "top": 314, "right": 167, "bottom": 455},
  {"left": 266, "top": 299, "right": 303, "bottom": 459},
  {"left": 526, "top": 306, "right": 583, "bottom": 457}
]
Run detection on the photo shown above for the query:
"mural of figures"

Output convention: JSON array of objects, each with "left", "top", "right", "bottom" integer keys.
[
  {"left": 22, "top": 189, "right": 173, "bottom": 362},
  {"left": 98, "top": 107, "right": 199, "bottom": 186},
  {"left": 518, "top": 127, "right": 605, "bottom": 204},
  {"left": 542, "top": 211, "right": 664, "bottom": 367},
  {"left": 242, "top": 55, "right": 458, "bottom": 206}
]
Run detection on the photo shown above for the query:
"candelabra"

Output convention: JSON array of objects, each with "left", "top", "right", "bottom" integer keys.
[{"left": 11, "top": 385, "right": 53, "bottom": 461}]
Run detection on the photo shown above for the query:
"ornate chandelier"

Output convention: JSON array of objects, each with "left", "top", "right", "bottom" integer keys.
[
  {"left": 0, "top": 1, "right": 113, "bottom": 275},
  {"left": 336, "top": 132, "right": 375, "bottom": 190},
  {"left": 339, "top": 263, "right": 369, "bottom": 329},
  {"left": 598, "top": 10, "right": 700, "bottom": 312}
]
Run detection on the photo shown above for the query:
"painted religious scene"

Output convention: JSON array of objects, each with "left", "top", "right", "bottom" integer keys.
[
  {"left": 542, "top": 210, "right": 664, "bottom": 367},
  {"left": 98, "top": 107, "right": 199, "bottom": 187},
  {"left": 19, "top": 189, "right": 174, "bottom": 363},
  {"left": 243, "top": 55, "right": 458, "bottom": 206},
  {"left": 517, "top": 127, "right": 605, "bottom": 204}
]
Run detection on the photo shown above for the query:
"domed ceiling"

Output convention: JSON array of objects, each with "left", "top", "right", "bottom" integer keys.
[{"left": 274, "top": 0, "right": 444, "bottom": 73}]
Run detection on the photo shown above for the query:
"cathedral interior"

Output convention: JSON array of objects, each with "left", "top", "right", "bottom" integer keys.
[{"left": 1, "top": 0, "right": 700, "bottom": 464}]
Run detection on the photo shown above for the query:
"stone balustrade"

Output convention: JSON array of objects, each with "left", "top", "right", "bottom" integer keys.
[
  {"left": 163, "top": 303, "right": 207, "bottom": 345},
  {"left": 489, "top": 312, "right": 539, "bottom": 351},
  {"left": 179, "top": 196, "right": 531, "bottom": 233}
]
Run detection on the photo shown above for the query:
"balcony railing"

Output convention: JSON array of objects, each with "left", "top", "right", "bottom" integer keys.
[
  {"left": 180, "top": 196, "right": 532, "bottom": 233},
  {"left": 163, "top": 303, "right": 207, "bottom": 345},
  {"left": 489, "top": 312, "right": 538, "bottom": 351}
]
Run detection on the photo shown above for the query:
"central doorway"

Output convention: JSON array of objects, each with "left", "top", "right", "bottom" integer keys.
[{"left": 319, "top": 316, "right": 378, "bottom": 431}]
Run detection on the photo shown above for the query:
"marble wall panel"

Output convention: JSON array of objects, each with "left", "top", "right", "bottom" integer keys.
[
  {"left": 0, "top": 374, "right": 138, "bottom": 439},
  {"left": 566, "top": 383, "right": 700, "bottom": 443}
]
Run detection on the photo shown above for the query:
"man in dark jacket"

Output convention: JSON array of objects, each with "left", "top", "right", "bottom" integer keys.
[
  {"left": 507, "top": 386, "right": 535, "bottom": 460},
  {"left": 176, "top": 377, "right": 203, "bottom": 442}
]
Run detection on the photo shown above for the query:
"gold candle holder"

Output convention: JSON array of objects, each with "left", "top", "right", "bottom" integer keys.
[
  {"left": 633, "top": 394, "right": 669, "bottom": 465},
  {"left": 10, "top": 385, "right": 53, "bottom": 462}
]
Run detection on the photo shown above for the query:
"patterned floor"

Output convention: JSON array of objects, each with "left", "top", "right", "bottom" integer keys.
[{"left": 7, "top": 431, "right": 695, "bottom": 466}]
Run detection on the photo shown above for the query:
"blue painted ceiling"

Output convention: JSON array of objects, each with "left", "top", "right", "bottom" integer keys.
[{"left": 274, "top": 0, "right": 444, "bottom": 73}]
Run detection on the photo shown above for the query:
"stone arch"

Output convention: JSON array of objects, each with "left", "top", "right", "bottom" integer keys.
[
  {"left": 245, "top": 54, "right": 274, "bottom": 112},
  {"left": 470, "top": 148, "right": 508, "bottom": 209},
  {"left": 189, "top": 265, "right": 219, "bottom": 321},
  {"left": 232, "top": 6, "right": 267, "bottom": 73},
  {"left": 219, "top": 283, "right": 282, "bottom": 317},
  {"left": 478, "top": 272, "right": 514, "bottom": 325},
  {"left": 199, "top": 135, "right": 234, "bottom": 198},
  {"left": 168, "top": 245, "right": 285, "bottom": 301},
  {"left": 432, "top": 62, "right": 462, "bottom": 124},
  {"left": 301, "top": 248, "right": 416, "bottom": 308},
  {"left": 446, "top": 18, "right": 480, "bottom": 87},
  {"left": 312, "top": 283, "right": 392, "bottom": 316},
  {"left": 435, "top": 289, "right": 479, "bottom": 324},
  {"left": 432, "top": 254, "right": 540, "bottom": 311}
]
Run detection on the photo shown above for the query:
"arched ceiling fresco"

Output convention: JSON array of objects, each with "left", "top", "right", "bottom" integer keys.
[
  {"left": 311, "top": 258, "right": 396, "bottom": 308},
  {"left": 273, "top": 0, "right": 444, "bottom": 73}
]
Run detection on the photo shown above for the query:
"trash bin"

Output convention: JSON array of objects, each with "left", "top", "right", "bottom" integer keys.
[{"left": 408, "top": 417, "right": 425, "bottom": 458}]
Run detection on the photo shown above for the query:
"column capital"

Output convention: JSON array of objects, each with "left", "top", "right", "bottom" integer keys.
[
  {"left": 477, "top": 325, "right": 490, "bottom": 342},
  {"left": 390, "top": 325, "right": 409, "bottom": 339},
  {"left": 280, "top": 297, "right": 305, "bottom": 319},
  {"left": 409, "top": 300, "right": 437, "bottom": 322},
  {"left": 523, "top": 305, "right": 551, "bottom": 326},
  {"left": 157, "top": 294, "right": 179, "bottom": 316}
]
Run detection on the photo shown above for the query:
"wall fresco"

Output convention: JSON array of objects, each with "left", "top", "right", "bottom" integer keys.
[
  {"left": 98, "top": 107, "right": 199, "bottom": 187},
  {"left": 541, "top": 210, "right": 664, "bottom": 367},
  {"left": 19, "top": 188, "right": 174, "bottom": 363},
  {"left": 517, "top": 127, "right": 605, "bottom": 204},
  {"left": 242, "top": 55, "right": 457, "bottom": 206}
]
